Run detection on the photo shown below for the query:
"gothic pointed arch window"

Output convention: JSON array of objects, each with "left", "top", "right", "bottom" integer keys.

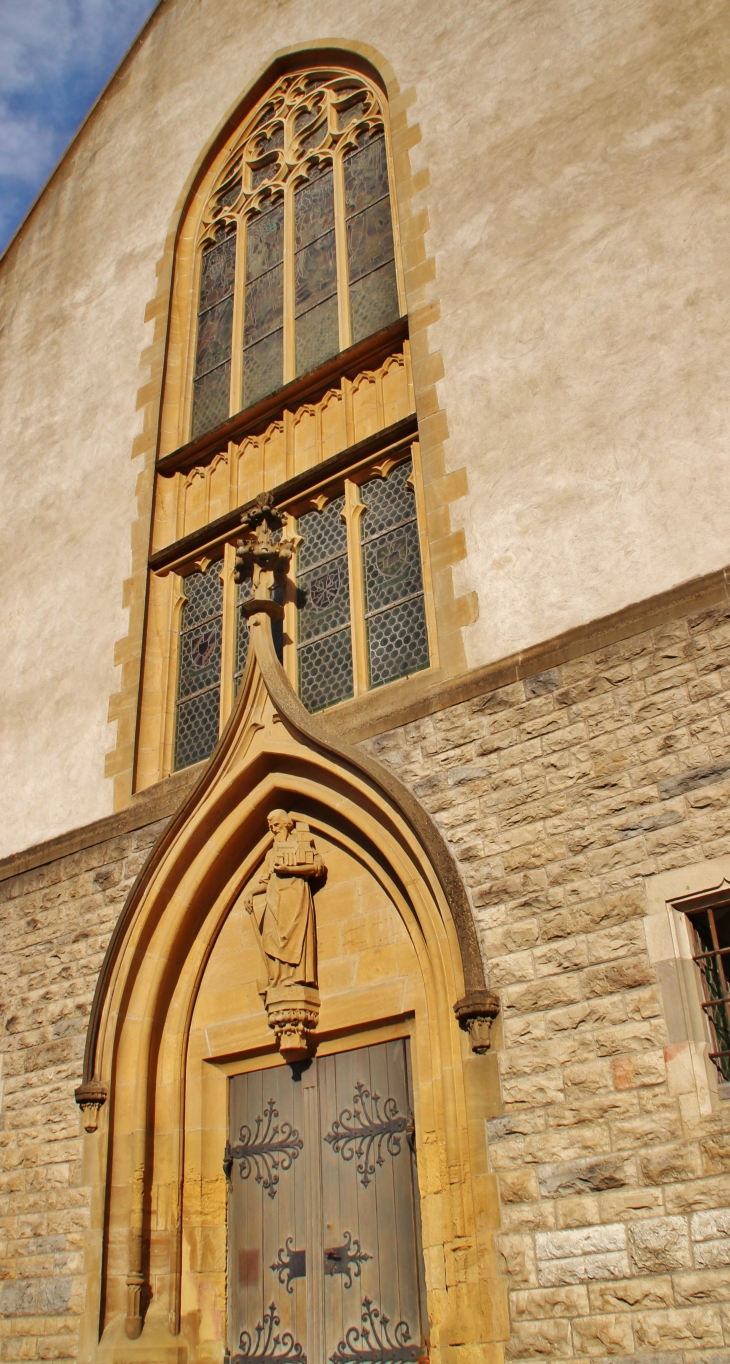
[
  {"left": 191, "top": 71, "right": 401, "bottom": 439},
  {"left": 139, "top": 64, "right": 438, "bottom": 783}
]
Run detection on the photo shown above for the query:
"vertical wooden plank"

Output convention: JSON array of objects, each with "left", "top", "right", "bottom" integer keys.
[
  {"left": 319, "top": 1041, "right": 427, "bottom": 1361},
  {"left": 303, "top": 1062, "right": 324, "bottom": 1364},
  {"left": 228, "top": 1067, "right": 307, "bottom": 1361}
]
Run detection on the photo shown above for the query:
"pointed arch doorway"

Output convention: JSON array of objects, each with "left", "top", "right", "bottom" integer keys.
[{"left": 76, "top": 599, "right": 506, "bottom": 1364}]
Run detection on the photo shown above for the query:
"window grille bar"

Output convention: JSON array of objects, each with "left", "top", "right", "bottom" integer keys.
[
  {"left": 297, "top": 548, "right": 348, "bottom": 576},
  {"left": 176, "top": 679, "right": 220, "bottom": 705},
  {"left": 180, "top": 608, "right": 222, "bottom": 631},
  {"left": 364, "top": 589, "right": 424, "bottom": 621},
  {"left": 360, "top": 512, "right": 417, "bottom": 545},
  {"left": 197, "top": 289, "right": 234, "bottom": 322},
  {"left": 347, "top": 191, "right": 390, "bottom": 222},
  {"left": 296, "top": 621, "right": 351, "bottom": 649},
  {"left": 194, "top": 355, "right": 232, "bottom": 384},
  {"left": 346, "top": 252, "right": 396, "bottom": 292},
  {"left": 687, "top": 904, "right": 730, "bottom": 1082}
]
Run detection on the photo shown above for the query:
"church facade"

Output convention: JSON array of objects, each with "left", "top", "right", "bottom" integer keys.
[{"left": 1, "top": 3, "right": 730, "bottom": 1363}]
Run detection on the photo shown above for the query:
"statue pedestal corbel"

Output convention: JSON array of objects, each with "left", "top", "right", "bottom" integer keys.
[{"left": 265, "top": 984, "right": 320, "bottom": 1062}]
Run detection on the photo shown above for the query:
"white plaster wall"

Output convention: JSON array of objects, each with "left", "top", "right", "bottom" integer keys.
[{"left": 0, "top": 0, "right": 729, "bottom": 857}]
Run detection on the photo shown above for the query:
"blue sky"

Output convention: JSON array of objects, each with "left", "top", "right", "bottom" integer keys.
[{"left": 0, "top": 0, "right": 160, "bottom": 255}]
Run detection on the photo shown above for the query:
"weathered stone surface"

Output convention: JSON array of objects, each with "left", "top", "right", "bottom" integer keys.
[
  {"left": 632, "top": 1306, "right": 724, "bottom": 1350},
  {"left": 0, "top": 818, "right": 169, "bottom": 1362},
  {"left": 504, "top": 1317, "right": 572, "bottom": 1359},
  {"left": 572, "top": 1311, "right": 635, "bottom": 1355},
  {"left": 588, "top": 1276, "right": 674, "bottom": 1313},
  {"left": 510, "top": 1285, "right": 590, "bottom": 1321},
  {"left": 538, "top": 1157, "right": 631, "bottom": 1200},
  {"left": 628, "top": 1217, "right": 692, "bottom": 1274},
  {"left": 367, "top": 609, "right": 730, "bottom": 1358}
]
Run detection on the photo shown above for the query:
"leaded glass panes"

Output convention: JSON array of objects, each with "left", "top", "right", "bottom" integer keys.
[
  {"left": 243, "top": 203, "right": 284, "bottom": 408},
  {"left": 192, "top": 233, "right": 236, "bottom": 438},
  {"left": 360, "top": 459, "right": 429, "bottom": 688},
  {"left": 192, "top": 75, "right": 401, "bottom": 438},
  {"left": 235, "top": 574, "right": 255, "bottom": 692},
  {"left": 344, "top": 135, "right": 399, "bottom": 345},
  {"left": 298, "top": 629, "right": 354, "bottom": 713},
  {"left": 294, "top": 169, "right": 338, "bottom": 376},
  {"left": 343, "top": 135, "right": 390, "bottom": 215},
  {"left": 297, "top": 496, "right": 353, "bottom": 710},
  {"left": 367, "top": 594, "right": 429, "bottom": 689},
  {"left": 295, "top": 295, "right": 340, "bottom": 377},
  {"left": 175, "top": 562, "right": 223, "bottom": 769}
]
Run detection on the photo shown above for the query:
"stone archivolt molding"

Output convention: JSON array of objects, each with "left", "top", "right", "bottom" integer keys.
[{"left": 78, "top": 596, "right": 503, "bottom": 1361}]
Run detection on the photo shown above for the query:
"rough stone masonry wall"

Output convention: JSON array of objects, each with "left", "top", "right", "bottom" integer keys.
[
  {"left": 365, "top": 603, "right": 730, "bottom": 1364},
  {"left": 4, "top": 604, "right": 730, "bottom": 1364},
  {"left": 0, "top": 820, "right": 168, "bottom": 1364}
]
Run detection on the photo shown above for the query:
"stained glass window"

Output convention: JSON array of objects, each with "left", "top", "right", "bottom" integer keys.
[
  {"left": 344, "top": 135, "right": 399, "bottom": 345},
  {"left": 235, "top": 573, "right": 255, "bottom": 692},
  {"left": 294, "top": 168, "right": 338, "bottom": 377},
  {"left": 297, "top": 495, "right": 353, "bottom": 711},
  {"left": 191, "top": 232, "right": 236, "bottom": 439},
  {"left": 242, "top": 203, "right": 284, "bottom": 408},
  {"left": 360, "top": 459, "right": 429, "bottom": 688},
  {"left": 190, "top": 72, "right": 403, "bottom": 439},
  {"left": 175, "top": 562, "right": 224, "bottom": 769}
]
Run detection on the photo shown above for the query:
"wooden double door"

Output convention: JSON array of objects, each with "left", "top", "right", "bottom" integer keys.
[{"left": 226, "top": 1039, "right": 428, "bottom": 1364}]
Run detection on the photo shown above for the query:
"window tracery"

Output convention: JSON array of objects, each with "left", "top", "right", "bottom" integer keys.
[
  {"left": 139, "top": 64, "right": 435, "bottom": 785},
  {"left": 171, "top": 454, "right": 430, "bottom": 770},
  {"left": 191, "top": 70, "right": 400, "bottom": 439}
]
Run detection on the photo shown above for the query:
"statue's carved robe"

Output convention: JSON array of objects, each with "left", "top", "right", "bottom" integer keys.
[{"left": 255, "top": 842, "right": 318, "bottom": 986}]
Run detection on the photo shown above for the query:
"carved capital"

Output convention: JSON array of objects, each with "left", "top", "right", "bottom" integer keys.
[
  {"left": 453, "top": 989, "right": 500, "bottom": 1054},
  {"left": 265, "top": 985, "right": 320, "bottom": 1063},
  {"left": 234, "top": 494, "right": 295, "bottom": 581},
  {"left": 74, "top": 1078, "right": 108, "bottom": 1132}
]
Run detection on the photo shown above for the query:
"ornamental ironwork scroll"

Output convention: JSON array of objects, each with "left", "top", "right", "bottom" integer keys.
[
  {"left": 329, "top": 1298, "right": 423, "bottom": 1364},
  {"left": 224, "top": 1098, "right": 303, "bottom": 1199},
  {"left": 324, "top": 1231, "right": 371, "bottom": 1288},
  {"left": 324, "top": 1081, "right": 414, "bottom": 1188},
  {"left": 232, "top": 1302, "right": 307, "bottom": 1364},
  {"left": 270, "top": 1239, "right": 306, "bottom": 1293}
]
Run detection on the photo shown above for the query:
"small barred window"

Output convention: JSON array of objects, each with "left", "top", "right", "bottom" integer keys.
[{"left": 687, "top": 903, "right": 730, "bottom": 1082}]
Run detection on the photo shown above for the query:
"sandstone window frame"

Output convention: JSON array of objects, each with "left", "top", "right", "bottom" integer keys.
[
  {"left": 645, "top": 857, "right": 730, "bottom": 1109},
  {"left": 157, "top": 436, "right": 436, "bottom": 774}
]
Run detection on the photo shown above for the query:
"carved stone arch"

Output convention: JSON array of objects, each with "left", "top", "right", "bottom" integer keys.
[{"left": 82, "top": 616, "right": 505, "bottom": 1362}]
